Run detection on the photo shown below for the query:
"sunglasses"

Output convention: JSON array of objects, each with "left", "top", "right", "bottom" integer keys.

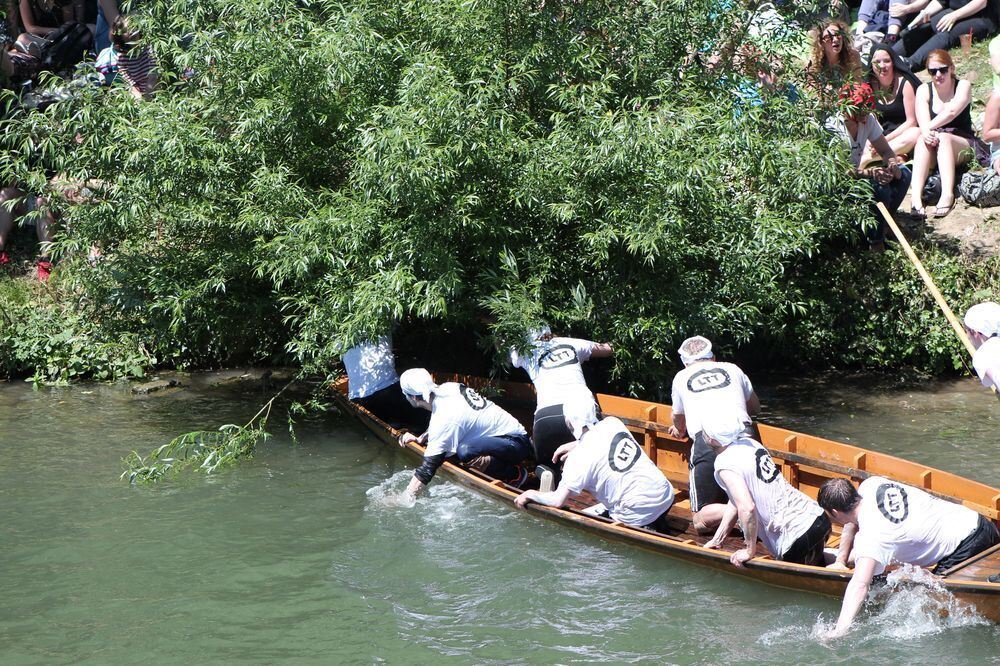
[
  {"left": 821, "top": 33, "right": 843, "bottom": 42},
  {"left": 927, "top": 66, "right": 950, "bottom": 76}
]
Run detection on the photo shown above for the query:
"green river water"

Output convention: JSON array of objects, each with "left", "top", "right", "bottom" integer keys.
[{"left": 2, "top": 374, "right": 999, "bottom": 664}]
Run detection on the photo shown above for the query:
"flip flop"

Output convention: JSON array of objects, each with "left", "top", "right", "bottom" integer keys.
[
  {"left": 931, "top": 199, "right": 956, "bottom": 218},
  {"left": 909, "top": 206, "right": 926, "bottom": 219}
]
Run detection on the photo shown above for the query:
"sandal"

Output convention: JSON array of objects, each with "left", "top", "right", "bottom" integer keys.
[
  {"left": 931, "top": 199, "right": 956, "bottom": 218},
  {"left": 909, "top": 206, "right": 926, "bottom": 219}
]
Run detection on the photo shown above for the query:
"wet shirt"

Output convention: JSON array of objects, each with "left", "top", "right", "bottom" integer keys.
[
  {"left": 670, "top": 361, "right": 754, "bottom": 437},
  {"left": 853, "top": 476, "right": 980, "bottom": 574},
  {"left": 343, "top": 337, "right": 398, "bottom": 399},
  {"left": 559, "top": 417, "right": 674, "bottom": 527},
  {"left": 972, "top": 337, "right": 1000, "bottom": 388},
  {"left": 424, "top": 383, "right": 527, "bottom": 459},
  {"left": 510, "top": 337, "right": 599, "bottom": 410},
  {"left": 713, "top": 439, "right": 824, "bottom": 557}
]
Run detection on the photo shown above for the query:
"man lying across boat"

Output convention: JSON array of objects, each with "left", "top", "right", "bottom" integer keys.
[
  {"left": 667, "top": 336, "right": 760, "bottom": 534},
  {"left": 342, "top": 336, "right": 429, "bottom": 432},
  {"left": 512, "top": 399, "right": 675, "bottom": 533},
  {"left": 509, "top": 325, "right": 613, "bottom": 486},
  {"left": 817, "top": 477, "right": 1000, "bottom": 639},
  {"left": 701, "top": 420, "right": 832, "bottom": 567},
  {"left": 395, "top": 368, "right": 534, "bottom": 500},
  {"left": 964, "top": 302, "right": 1000, "bottom": 392}
]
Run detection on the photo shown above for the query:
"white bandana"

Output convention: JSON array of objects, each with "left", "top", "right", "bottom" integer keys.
[
  {"left": 399, "top": 368, "right": 437, "bottom": 403},
  {"left": 964, "top": 302, "right": 1000, "bottom": 338},
  {"left": 678, "top": 336, "right": 714, "bottom": 366}
]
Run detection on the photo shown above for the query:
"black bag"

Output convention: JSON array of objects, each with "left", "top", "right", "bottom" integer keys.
[
  {"left": 922, "top": 174, "right": 942, "bottom": 203},
  {"left": 40, "top": 22, "right": 91, "bottom": 72},
  {"left": 959, "top": 169, "right": 1000, "bottom": 208}
]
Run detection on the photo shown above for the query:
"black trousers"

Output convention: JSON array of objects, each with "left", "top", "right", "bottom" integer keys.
[
  {"left": 893, "top": 9, "right": 997, "bottom": 70},
  {"left": 933, "top": 514, "right": 1000, "bottom": 574},
  {"left": 353, "top": 382, "right": 430, "bottom": 432},
  {"left": 779, "top": 514, "right": 833, "bottom": 566},
  {"left": 532, "top": 403, "right": 575, "bottom": 483}
]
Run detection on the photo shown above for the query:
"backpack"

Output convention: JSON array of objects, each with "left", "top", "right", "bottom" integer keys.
[
  {"left": 959, "top": 169, "right": 1000, "bottom": 208},
  {"left": 40, "top": 22, "right": 91, "bottom": 72}
]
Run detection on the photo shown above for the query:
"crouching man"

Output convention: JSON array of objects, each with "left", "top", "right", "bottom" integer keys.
[
  {"left": 396, "top": 368, "right": 533, "bottom": 500},
  {"left": 817, "top": 477, "right": 1000, "bottom": 639},
  {"left": 514, "top": 400, "right": 674, "bottom": 532},
  {"left": 702, "top": 420, "right": 831, "bottom": 567}
]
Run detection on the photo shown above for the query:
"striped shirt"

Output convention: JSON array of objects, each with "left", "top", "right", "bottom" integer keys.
[{"left": 118, "top": 47, "right": 156, "bottom": 95}]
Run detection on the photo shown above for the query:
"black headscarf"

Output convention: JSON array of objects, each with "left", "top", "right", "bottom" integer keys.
[{"left": 866, "top": 43, "right": 921, "bottom": 92}]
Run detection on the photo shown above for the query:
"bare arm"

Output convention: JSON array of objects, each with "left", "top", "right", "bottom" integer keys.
[
  {"left": 926, "top": 81, "right": 973, "bottom": 131},
  {"left": 20, "top": 0, "right": 58, "bottom": 36},
  {"left": 831, "top": 522, "right": 858, "bottom": 569},
  {"left": 870, "top": 135, "right": 898, "bottom": 163},
  {"left": 719, "top": 470, "right": 758, "bottom": 567},
  {"left": 705, "top": 502, "right": 739, "bottom": 549},
  {"left": 668, "top": 412, "right": 687, "bottom": 439},
  {"left": 746, "top": 391, "right": 760, "bottom": 417},
  {"left": 824, "top": 557, "right": 878, "bottom": 639},
  {"left": 984, "top": 93, "right": 1000, "bottom": 145},
  {"left": 514, "top": 485, "right": 572, "bottom": 509},
  {"left": 884, "top": 81, "right": 917, "bottom": 143},
  {"left": 404, "top": 475, "right": 426, "bottom": 498},
  {"left": 589, "top": 342, "right": 613, "bottom": 358}
]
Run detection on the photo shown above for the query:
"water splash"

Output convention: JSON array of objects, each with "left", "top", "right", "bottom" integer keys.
[
  {"left": 365, "top": 470, "right": 418, "bottom": 509},
  {"left": 364, "top": 471, "right": 498, "bottom": 530}
]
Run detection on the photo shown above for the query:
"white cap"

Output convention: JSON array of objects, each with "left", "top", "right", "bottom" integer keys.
[
  {"left": 563, "top": 398, "right": 599, "bottom": 440},
  {"left": 399, "top": 368, "right": 437, "bottom": 403},
  {"left": 964, "top": 302, "right": 1000, "bottom": 338},
  {"left": 702, "top": 418, "right": 750, "bottom": 448},
  {"left": 528, "top": 325, "right": 552, "bottom": 340},
  {"left": 678, "top": 336, "right": 714, "bottom": 366}
]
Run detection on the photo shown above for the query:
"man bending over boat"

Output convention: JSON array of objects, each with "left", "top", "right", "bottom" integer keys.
[
  {"left": 510, "top": 325, "right": 613, "bottom": 485},
  {"left": 396, "top": 368, "right": 534, "bottom": 500},
  {"left": 964, "top": 302, "right": 1000, "bottom": 392},
  {"left": 342, "top": 336, "right": 429, "bottom": 432},
  {"left": 817, "top": 477, "right": 999, "bottom": 639},
  {"left": 702, "top": 420, "right": 831, "bottom": 567},
  {"left": 513, "top": 399, "right": 675, "bottom": 533},
  {"left": 667, "top": 336, "right": 760, "bottom": 534}
]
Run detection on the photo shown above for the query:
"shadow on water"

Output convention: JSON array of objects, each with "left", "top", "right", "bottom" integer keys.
[{"left": 0, "top": 372, "right": 998, "bottom": 663}]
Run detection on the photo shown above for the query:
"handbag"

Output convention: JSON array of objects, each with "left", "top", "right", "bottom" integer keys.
[{"left": 959, "top": 169, "right": 1000, "bottom": 208}]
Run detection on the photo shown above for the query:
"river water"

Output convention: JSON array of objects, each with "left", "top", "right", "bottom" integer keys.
[{"left": 1, "top": 374, "right": 999, "bottom": 664}]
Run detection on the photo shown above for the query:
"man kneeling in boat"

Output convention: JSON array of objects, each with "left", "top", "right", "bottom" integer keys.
[
  {"left": 513, "top": 400, "right": 675, "bottom": 533},
  {"left": 701, "top": 420, "right": 831, "bottom": 567},
  {"left": 817, "top": 477, "right": 1000, "bottom": 639},
  {"left": 396, "top": 368, "right": 534, "bottom": 500},
  {"left": 668, "top": 336, "right": 760, "bottom": 534}
]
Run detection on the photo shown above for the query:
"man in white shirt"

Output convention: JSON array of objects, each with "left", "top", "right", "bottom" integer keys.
[
  {"left": 702, "top": 420, "right": 830, "bottom": 567},
  {"left": 342, "top": 336, "right": 428, "bottom": 431},
  {"left": 817, "top": 477, "right": 999, "bottom": 639},
  {"left": 396, "top": 369, "right": 533, "bottom": 500},
  {"left": 510, "top": 326, "right": 613, "bottom": 482},
  {"left": 513, "top": 400, "right": 674, "bottom": 532},
  {"left": 668, "top": 336, "right": 759, "bottom": 533},
  {"left": 964, "top": 302, "right": 1000, "bottom": 392}
]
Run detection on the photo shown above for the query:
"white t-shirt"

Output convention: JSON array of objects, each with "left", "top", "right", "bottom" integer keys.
[
  {"left": 671, "top": 361, "right": 754, "bottom": 437},
  {"left": 828, "top": 113, "right": 885, "bottom": 168},
  {"left": 713, "top": 439, "right": 824, "bottom": 558},
  {"left": 343, "top": 337, "right": 399, "bottom": 399},
  {"left": 559, "top": 416, "right": 674, "bottom": 527},
  {"left": 973, "top": 337, "right": 1000, "bottom": 389},
  {"left": 510, "top": 337, "right": 600, "bottom": 410},
  {"left": 852, "top": 476, "right": 980, "bottom": 575},
  {"left": 424, "top": 383, "right": 527, "bottom": 458}
]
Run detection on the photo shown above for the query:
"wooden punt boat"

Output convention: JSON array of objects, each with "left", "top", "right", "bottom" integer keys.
[{"left": 332, "top": 373, "right": 1000, "bottom": 621}]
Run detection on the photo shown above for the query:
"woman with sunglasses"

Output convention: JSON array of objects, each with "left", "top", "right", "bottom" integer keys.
[
  {"left": 862, "top": 44, "right": 921, "bottom": 168},
  {"left": 892, "top": 0, "right": 998, "bottom": 71},
  {"left": 909, "top": 50, "right": 976, "bottom": 218},
  {"left": 806, "top": 19, "right": 862, "bottom": 105}
]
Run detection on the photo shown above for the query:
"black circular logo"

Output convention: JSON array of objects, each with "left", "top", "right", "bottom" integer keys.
[
  {"left": 755, "top": 448, "right": 780, "bottom": 483},
  {"left": 459, "top": 385, "right": 488, "bottom": 411},
  {"left": 876, "top": 483, "right": 909, "bottom": 524},
  {"left": 608, "top": 431, "right": 641, "bottom": 473},
  {"left": 687, "top": 367, "right": 732, "bottom": 393},
  {"left": 538, "top": 344, "right": 580, "bottom": 370}
]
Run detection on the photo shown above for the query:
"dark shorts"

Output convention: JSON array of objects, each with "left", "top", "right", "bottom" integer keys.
[
  {"left": 933, "top": 514, "right": 1000, "bottom": 574},
  {"left": 353, "top": 382, "right": 430, "bottom": 432},
  {"left": 688, "top": 424, "right": 756, "bottom": 513},
  {"left": 532, "top": 404, "right": 575, "bottom": 478},
  {"left": 779, "top": 513, "right": 832, "bottom": 566}
]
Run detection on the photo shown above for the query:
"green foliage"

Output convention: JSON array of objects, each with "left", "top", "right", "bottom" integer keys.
[
  {"left": 0, "top": 0, "right": 994, "bottom": 392},
  {"left": 121, "top": 422, "right": 269, "bottom": 483}
]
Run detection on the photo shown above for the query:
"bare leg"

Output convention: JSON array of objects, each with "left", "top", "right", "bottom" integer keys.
[
  {"left": 909, "top": 140, "right": 937, "bottom": 213},
  {"left": 35, "top": 196, "right": 54, "bottom": 257},
  {"left": 888, "top": 126, "right": 921, "bottom": 161},
  {"left": 692, "top": 502, "right": 728, "bottom": 534},
  {"left": 934, "top": 134, "right": 971, "bottom": 214}
]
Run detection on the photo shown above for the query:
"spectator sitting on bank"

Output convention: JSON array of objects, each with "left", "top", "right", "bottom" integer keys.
[
  {"left": 861, "top": 44, "right": 921, "bottom": 167},
  {"left": 982, "top": 87, "right": 1000, "bottom": 170},
  {"left": 0, "top": 186, "right": 55, "bottom": 280},
  {"left": 93, "top": 0, "right": 119, "bottom": 53},
  {"left": 830, "top": 82, "right": 911, "bottom": 247},
  {"left": 18, "top": 0, "right": 83, "bottom": 38},
  {"left": 806, "top": 19, "right": 863, "bottom": 105},
  {"left": 909, "top": 49, "right": 988, "bottom": 218},
  {"left": 855, "top": 0, "right": 906, "bottom": 42},
  {"left": 100, "top": 14, "right": 156, "bottom": 99},
  {"left": 892, "top": 0, "right": 998, "bottom": 71}
]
